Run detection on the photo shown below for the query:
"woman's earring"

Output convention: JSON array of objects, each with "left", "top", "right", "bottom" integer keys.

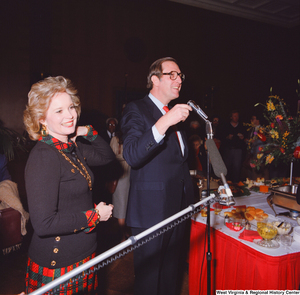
[{"left": 41, "top": 125, "right": 47, "bottom": 136}]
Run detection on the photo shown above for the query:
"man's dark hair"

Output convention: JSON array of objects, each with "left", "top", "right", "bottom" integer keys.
[{"left": 147, "top": 57, "right": 178, "bottom": 89}]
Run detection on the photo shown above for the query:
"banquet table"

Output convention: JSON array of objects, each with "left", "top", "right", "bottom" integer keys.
[{"left": 189, "top": 192, "right": 300, "bottom": 294}]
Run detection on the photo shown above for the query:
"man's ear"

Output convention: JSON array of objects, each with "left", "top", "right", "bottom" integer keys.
[{"left": 151, "top": 75, "right": 160, "bottom": 87}]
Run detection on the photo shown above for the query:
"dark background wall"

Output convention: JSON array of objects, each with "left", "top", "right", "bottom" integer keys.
[{"left": 1, "top": 0, "right": 299, "bottom": 134}]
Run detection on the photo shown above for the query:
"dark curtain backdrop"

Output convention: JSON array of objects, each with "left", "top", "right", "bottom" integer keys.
[{"left": 0, "top": 0, "right": 299, "bottom": 132}]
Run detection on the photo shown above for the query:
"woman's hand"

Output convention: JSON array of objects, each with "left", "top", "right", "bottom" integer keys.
[
  {"left": 96, "top": 202, "right": 114, "bottom": 221},
  {"left": 71, "top": 126, "right": 89, "bottom": 142}
]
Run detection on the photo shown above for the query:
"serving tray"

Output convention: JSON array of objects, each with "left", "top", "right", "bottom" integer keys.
[{"left": 267, "top": 185, "right": 300, "bottom": 219}]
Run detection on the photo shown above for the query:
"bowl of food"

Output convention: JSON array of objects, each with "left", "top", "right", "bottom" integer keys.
[
  {"left": 257, "top": 223, "right": 277, "bottom": 240},
  {"left": 272, "top": 220, "right": 292, "bottom": 235},
  {"left": 256, "top": 220, "right": 278, "bottom": 248}
]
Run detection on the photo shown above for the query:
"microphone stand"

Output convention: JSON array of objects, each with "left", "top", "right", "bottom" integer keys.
[
  {"left": 205, "top": 120, "right": 214, "bottom": 295},
  {"left": 187, "top": 100, "right": 214, "bottom": 294}
]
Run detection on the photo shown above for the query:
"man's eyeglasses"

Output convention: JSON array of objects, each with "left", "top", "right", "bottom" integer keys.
[{"left": 162, "top": 71, "right": 185, "bottom": 82}]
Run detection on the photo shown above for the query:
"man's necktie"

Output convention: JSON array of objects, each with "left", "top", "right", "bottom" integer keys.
[
  {"left": 163, "top": 106, "right": 183, "bottom": 154},
  {"left": 163, "top": 106, "right": 170, "bottom": 113}
]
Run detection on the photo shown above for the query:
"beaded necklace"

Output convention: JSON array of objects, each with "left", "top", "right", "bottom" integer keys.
[
  {"left": 58, "top": 150, "right": 92, "bottom": 190},
  {"left": 39, "top": 133, "right": 93, "bottom": 190}
]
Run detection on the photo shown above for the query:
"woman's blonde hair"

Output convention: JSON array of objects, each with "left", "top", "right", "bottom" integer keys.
[{"left": 24, "top": 76, "right": 81, "bottom": 141}]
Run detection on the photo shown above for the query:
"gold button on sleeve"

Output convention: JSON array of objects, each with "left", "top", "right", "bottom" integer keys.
[
  {"left": 51, "top": 261, "right": 56, "bottom": 267},
  {"left": 55, "top": 236, "right": 61, "bottom": 242},
  {"left": 53, "top": 248, "right": 59, "bottom": 254}
]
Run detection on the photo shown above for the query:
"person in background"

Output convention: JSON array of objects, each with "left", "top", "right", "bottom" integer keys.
[
  {"left": 94, "top": 117, "right": 122, "bottom": 207},
  {"left": 245, "top": 113, "right": 269, "bottom": 180},
  {"left": 0, "top": 153, "right": 12, "bottom": 182},
  {"left": 187, "top": 120, "right": 201, "bottom": 139},
  {"left": 99, "top": 117, "right": 118, "bottom": 144},
  {"left": 212, "top": 115, "right": 222, "bottom": 149},
  {"left": 23, "top": 76, "right": 115, "bottom": 293},
  {"left": 187, "top": 134, "right": 207, "bottom": 176},
  {"left": 110, "top": 131, "right": 131, "bottom": 241},
  {"left": 248, "top": 114, "right": 263, "bottom": 154},
  {"left": 187, "top": 134, "right": 208, "bottom": 201},
  {"left": 121, "top": 57, "right": 194, "bottom": 295},
  {"left": 221, "top": 110, "right": 246, "bottom": 183},
  {"left": 247, "top": 113, "right": 287, "bottom": 179}
]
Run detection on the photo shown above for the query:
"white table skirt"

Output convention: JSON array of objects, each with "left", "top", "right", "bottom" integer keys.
[{"left": 192, "top": 192, "right": 300, "bottom": 257}]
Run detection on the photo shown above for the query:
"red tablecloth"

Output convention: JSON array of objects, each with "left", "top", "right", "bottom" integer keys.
[{"left": 189, "top": 219, "right": 300, "bottom": 294}]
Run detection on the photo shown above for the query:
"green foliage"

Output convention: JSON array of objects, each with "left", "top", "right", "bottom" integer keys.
[{"left": 248, "top": 85, "right": 300, "bottom": 170}]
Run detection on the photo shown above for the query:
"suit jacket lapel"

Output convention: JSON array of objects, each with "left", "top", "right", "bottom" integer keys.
[{"left": 143, "top": 95, "right": 163, "bottom": 121}]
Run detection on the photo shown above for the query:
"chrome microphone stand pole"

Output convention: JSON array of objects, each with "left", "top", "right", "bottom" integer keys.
[
  {"left": 187, "top": 100, "right": 214, "bottom": 295},
  {"left": 205, "top": 120, "right": 214, "bottom": 295}
]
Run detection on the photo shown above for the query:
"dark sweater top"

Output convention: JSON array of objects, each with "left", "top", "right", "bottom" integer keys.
[
  {"left": 25, "top": 135, "right": 115, "bottom": 268},
  {"left": 222, "top": 122, "right": 246, "bottom": 150}
]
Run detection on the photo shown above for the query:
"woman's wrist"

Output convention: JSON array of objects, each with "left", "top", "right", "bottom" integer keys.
[
  {"left": 85, "top": 125, "right": 91, "bottom": 135},
  {"left": 95, "top": 208, "right": 101, "bottom": 223},
  {"left": 83, "top": 125, "right": 98, "bottom": 141}
]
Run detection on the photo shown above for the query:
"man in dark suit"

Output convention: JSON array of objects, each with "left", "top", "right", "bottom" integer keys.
[
  {"left": 121, "top": 57, "right": 194, "bottom": 295},
  {"left": 99, "top": 117, "right": 118, "bottom": 144}
]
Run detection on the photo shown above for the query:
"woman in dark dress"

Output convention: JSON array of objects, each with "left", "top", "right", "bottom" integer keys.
[{"left": 23, "top": 76, "right": 115, "bottom": 294}]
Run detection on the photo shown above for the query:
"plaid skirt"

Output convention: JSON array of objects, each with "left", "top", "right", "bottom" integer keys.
[{"left": 25, "top": 253, "right": 98, "bottom": 294}]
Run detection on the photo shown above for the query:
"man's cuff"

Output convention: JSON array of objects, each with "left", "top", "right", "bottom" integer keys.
[{"left": 152, "top": 125, "right": 165, "bottom": 143}]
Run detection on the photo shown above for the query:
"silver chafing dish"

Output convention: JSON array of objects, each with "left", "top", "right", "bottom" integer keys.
[{"left": 267, "top": 184, "right": 300, "bottom": 219}]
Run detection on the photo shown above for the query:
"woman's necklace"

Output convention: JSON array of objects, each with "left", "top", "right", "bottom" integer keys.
[{"left": 58, "top": 150, "right": 92, "bottom": 190}]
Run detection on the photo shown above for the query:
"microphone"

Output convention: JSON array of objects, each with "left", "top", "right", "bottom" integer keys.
[
  {"left": 205, "top": 138, "right": 227, "bottom": 178},
  {"left": 205, "top": 138, "right": 235, "bottom": 206},
  {"left": 187, "top": 100, "right": 208, "bottom": 121}
]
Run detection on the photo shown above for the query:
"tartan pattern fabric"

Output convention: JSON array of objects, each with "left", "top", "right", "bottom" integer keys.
[
  {"left": 38, "top": 125, "right": 98, "bottom": 153},
  {"left": 25, "top": 253, "right": 98, "bottom": 294},
  {"left": 38, "top": 135, "right": 76, "bottom": 153},
  {"left": 85, "top": 125, "right": 98, "bottom": 141},
  {"left": 82, "top": 209, "right": 99, "bottom": 233}
]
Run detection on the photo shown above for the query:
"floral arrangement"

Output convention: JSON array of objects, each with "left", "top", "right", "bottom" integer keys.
[{"left": 247, "top": 82, "right": 300, "bottom": 170}]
